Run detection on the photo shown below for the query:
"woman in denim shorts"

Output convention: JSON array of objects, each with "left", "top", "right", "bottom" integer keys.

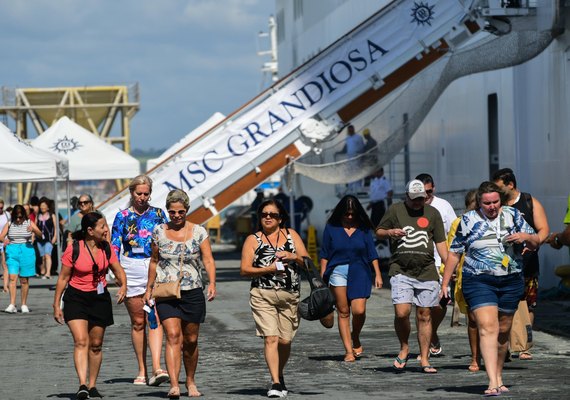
[{"left": 441, "top": 182, "right": 540, "bottom": 396}]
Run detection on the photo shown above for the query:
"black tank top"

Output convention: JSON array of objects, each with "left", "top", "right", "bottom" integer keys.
[{"left": 511, "top": 192, "right": 539, "bottom": 278}]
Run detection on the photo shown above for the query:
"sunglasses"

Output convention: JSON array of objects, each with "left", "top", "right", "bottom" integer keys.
[
  {"left": 168, "top": 209, "right": 187, "bottom": 216},
  {"left": 425, "top": 189, "right": 434, "bottom": 195},
  {"left": 78, "top": 200, "right": 92, "bottom": 205},
  {"left": 260, "top": 212, "right": 280, "bottom": 219},
  {"left": 15, "top": 215, "right": 24, "bottom": 219}
]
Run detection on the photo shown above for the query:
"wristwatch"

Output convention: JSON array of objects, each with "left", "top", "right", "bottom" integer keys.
[{"left": 554, "top": 234, "right": 561, "bottom": 246}]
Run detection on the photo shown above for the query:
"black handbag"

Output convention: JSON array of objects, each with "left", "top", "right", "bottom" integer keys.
[{"left": 298, "top": 257, "right": 335, "bottom": 321}]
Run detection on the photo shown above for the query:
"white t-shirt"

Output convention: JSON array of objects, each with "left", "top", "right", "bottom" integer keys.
[{"left": 430, "top": 196, "right": 456, "bottom": 267}]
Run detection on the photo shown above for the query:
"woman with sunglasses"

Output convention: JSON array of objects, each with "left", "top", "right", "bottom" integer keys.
[
  {"left": 240, "top": 199, "right": 309, "bottom": 398},
  {"left": 0, "top": 204, "right": 42, "bottom": 313},
  {"left": 111, "top": 175, "right": 169, "bottom": 387},
  {"left": 53, "top": 212, "right": 127, "bottom": 399},
  {"left": 144, "top": 189, "right": 217, "bottom": 398},
  {"left": 320, "top": 195, "right": 382, "bottom": 362}
]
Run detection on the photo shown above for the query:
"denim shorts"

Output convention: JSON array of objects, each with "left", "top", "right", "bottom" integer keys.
[
  {"left": 37, "top": 241, "right": 54, "bottom": 257},
  {"left": 329, "top": 264, "right": 349, "bottom": 287},
  {"left": 461, "top": 272, "right": 524, "bottom": 314}
]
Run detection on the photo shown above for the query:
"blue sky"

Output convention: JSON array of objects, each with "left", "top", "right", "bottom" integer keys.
[{"left": 0, "top": 0, "right": 275, "bottom": 151}]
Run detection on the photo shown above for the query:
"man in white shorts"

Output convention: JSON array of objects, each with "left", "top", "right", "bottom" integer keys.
[{"left": 376, "top": 180, "right": 448, "bottom": 374}]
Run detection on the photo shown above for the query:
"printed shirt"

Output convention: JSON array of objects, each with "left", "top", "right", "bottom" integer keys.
[
  {"left": 251, "top": 229, "right": 300, "bottom": 293},
  {"left": 152, "top": 224, "right": 208, "bottom": 291},
  {"left": 450, "top": 206, "right": 535, "bottom": 276},
  {"left": 111, "top": 206, "right": 167, "bottom": 259},
  {"left": 62, "top": 240, "right": 119, "bottom": 292},
  {"left": 378, "top": 202, "right": 446, "bottom": 281},
  {"left": 319, "top": 224, "right": 379, "bottom": 300}
]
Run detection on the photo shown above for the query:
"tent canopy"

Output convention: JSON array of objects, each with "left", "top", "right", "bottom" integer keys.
[
  {"left": 0, "top": 121, "right": 68, "bottom": 182},
  {"left": 32, "top": 116, "right": 140, "bottom": 180}
]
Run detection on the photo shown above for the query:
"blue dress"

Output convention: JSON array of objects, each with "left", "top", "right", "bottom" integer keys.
[{"left": 319, "top": 224, "right": 379, "bottom": 300}]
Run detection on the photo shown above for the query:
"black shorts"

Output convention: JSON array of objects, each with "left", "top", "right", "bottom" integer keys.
[
  {"left": 156, "top": 288, "right": 206, "bottom": 324},
  {"left": 63, "top": 285, "right": 114, "bottom": 327}
]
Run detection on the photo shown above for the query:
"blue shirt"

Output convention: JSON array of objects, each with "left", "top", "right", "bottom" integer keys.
[{"left": 319, "top": 223, "right": 379, "bottom": 300}]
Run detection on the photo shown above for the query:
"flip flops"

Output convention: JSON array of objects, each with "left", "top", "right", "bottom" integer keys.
[
  {"left": 133, "top": 376, "right": 147, "bottom": 385},
  {"left": 483, "top": 387, "right": 501, "bottom": 397},
  {"left": 353, "top": 346, "right": 364, "bottom": 358},
  {"left": 393, "top": 354, "right": 410, "bottom": 370},
  {"left": 421, "top": 365, "right": 437, "bottom": 374},
  {"left": 148, "top": 369, "right": 169, "bottom": 386}
]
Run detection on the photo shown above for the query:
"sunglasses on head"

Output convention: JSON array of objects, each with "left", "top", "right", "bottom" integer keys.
[
  {"left": 168, "top": 209, "right": 187, "bottom": 216},
  {"left": 260, "top": 212, "right": 280, "bottom": 219}
]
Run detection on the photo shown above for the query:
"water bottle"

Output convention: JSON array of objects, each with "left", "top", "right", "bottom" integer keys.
[{"left": 143, "top": 300, "right": 158, "bottom": 329}]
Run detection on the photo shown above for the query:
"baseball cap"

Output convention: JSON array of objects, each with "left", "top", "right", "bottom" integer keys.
[
  {"left": 362, "top": 128, "right": 370, "bottom": 136},
  {"left": 406, "top": 179, "right": 427, "bottom": 199}
]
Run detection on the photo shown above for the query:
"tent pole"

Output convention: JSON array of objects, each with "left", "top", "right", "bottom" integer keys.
[{"left": 54, "top": 179, "right": 62, "bottom": 275}]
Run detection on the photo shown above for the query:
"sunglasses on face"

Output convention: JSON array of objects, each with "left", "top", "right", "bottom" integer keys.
[
  {"left": 15, "top": 215, "right": 24, "bottom": 219},
  {"left": 78, "top": 201, "right": 92, "bottom": 206},
  {"left": 260, "top": 212, "right": 280, "bottom": 219},
  {"left": 168, "top": 209, "right": 187, "bottom": 216},
  {"left": 425, "top": 189, "right": 434, "bottom": 195}
]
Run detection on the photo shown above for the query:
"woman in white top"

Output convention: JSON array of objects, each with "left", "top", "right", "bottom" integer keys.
[
  {"left": 145, "top": 189, "right": 216, "bottom": 399},
  {"left": 0, "top": 204, "right": 42, "bottom": 313}
]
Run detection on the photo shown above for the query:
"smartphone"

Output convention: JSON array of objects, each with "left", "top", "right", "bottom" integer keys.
[{"left": 439, "top": 295, "right": 451, "bottom": 308}]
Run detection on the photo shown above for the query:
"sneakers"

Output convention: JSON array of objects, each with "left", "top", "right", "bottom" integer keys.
[
  {"left": 88, "top": 386, "right": 103, "bottom": 398},
  {"left": 267, "top": 383, "right": 285, "bottom": 398},
  {"left": 4, "top": 304, "right": 17, "bottom": 313},
  {"left": 279, "top": 376, "right": 288, "bottom": 396},
  {"left": 21, "top": 305, "right": 30, "bottom": 313},
  {"left": 76, "top": 385, "right": 89, "bottom": 400}
]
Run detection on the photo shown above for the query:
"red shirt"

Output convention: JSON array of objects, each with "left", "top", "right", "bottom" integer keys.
[{"left": 61, "top": 240, "right": 118, "bottom": 292}]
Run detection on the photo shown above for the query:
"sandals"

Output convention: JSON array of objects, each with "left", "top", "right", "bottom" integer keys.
[
  {"left": 187, "top": 384, "right": 202, "bottom": 397},
  {"left": 148, "top": 369, "right": 169, "bottom": 386},
  {"left": 133, "top": 376, "right": 147, "bottom": 385},
  {"left": 167, "top": 386, "right": 181, "bottom": 399},
  {"left": 498, "top": 385, "right": 509, "bottom": 393},
  {"left": 344, "top": 353, "right": 356, "bottom": 362},
  {"left": 483, "top": 387, "right": 501, "bottom": 397},
  {"left": 393, "top": 354, "right": 410, "bottom": 370},
  {"left": 518, "top": 351, "right": 533, "bottom": 360},
  {"left": 429, "top": 342, "right": 442, "bottom": 356},
  {"left": 421, "top": 365, "right": 437, "bottom": 374},
  {"left": 353, "top": 346, "right": 364, "bottom": 358}
]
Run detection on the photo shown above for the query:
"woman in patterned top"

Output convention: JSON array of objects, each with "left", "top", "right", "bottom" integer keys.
[
  {"left": 111, "top": 175, "right": 169, "bottom": 387},
  {"left": 240, "top": 199, "right": 309, "bottom": 399},
  {"left": 0, "top": 204, "right": 42, "bottom": 313},
  {"left": 144, "top": 189, "right": 216, "bottom": 399},
  {"left": 441, "top": 182, "right": 540, "bottom": 396}
]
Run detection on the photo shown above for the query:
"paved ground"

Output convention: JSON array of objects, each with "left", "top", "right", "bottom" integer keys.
[{"left": 1, "top": 248, "right": 570, "bottom": 399}]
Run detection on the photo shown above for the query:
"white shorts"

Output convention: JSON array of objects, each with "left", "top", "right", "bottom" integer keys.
[
  {"left": 390, "top": 274, "right": 440, "bottom": 308},
  {"left": 120, "top": 255, "right": 150, "bottom": 297}
]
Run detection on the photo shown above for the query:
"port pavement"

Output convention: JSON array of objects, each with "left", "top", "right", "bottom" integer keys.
[{"left": 1, "top": 248, "right": 569, "bottom": 399}]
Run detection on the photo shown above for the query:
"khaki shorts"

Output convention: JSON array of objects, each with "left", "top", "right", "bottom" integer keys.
[{"left": 250, "top": 287, "right": 300, "bottom": 341}]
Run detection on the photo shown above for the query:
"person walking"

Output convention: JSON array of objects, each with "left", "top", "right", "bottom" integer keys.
[
  {"left": 492, "top": 168, "right": 549, "bottom": 360},
  {"left": 111, "top": 175, "right": 169, "bottom": 386},
  {"left": 375, "top": 180, "right": 448, "bottom": 373},
  {"left": 441, "top": 181, "right": 539, "bottom": 396},
  {"left": 53, "top": 211, "right": 127, "bottom": 399},
  {"left": 320, "top": 195, "right": 382, "bottom": 362},
  {"left": 240, "top": 199, "right": 309, "bottom": 398},
  {"left": 37, "top": 197, "right": 57, "bottom": 279},
  {"left": 0, "top": 204, "right": 42, "bottom": 313},
  {"left": 0, "top": 198, "right": 10, "bottom": 292},
  {"left": 414, "top": 173, "right": 457, "bottom": 357},
  {"left": 144, "top": 189, "right": 217, "bottom": 398}
]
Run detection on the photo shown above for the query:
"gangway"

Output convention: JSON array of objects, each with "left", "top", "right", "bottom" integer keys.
[{"left": 99, "top": 0, "right": 541, "bottom": 224}]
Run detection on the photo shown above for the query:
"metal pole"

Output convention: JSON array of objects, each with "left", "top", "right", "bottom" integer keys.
[{"left": 54, "top": 179, "right": 62, "bottom": 274}]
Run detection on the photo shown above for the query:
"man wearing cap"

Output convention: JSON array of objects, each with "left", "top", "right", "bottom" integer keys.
[{"left": 376, "top": 180, "right": 448, "bottom": 373}]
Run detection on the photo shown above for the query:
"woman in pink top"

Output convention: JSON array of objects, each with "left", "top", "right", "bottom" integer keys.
[{"left": 53, "top": 212, "right": 127, "bottom": 400}]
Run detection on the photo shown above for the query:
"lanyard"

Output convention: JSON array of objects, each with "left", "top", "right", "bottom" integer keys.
[
  {"left": 85, "top": 242, "right": 104, "bottom": 283},
  {"left": 481, "top": 210, "right": 505, "bottom": 252},
  {"left": 263, "top": 230, "right": 281, "bottom": 262}
]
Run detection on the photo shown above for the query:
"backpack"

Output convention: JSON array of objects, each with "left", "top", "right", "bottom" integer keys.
[
  {"left": 298, "top": 256, "right": 335, "bottom": 321},
  {"left": 71, "top": 240, "right": 112, "bottom": 267}
]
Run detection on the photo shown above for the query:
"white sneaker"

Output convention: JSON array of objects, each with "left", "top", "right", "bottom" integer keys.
[
  {"left": 4, "top": 304, "right": 17, "bottom": 313},
  {"left": 21, "top": 305, "right": 30, "bottom": 313}
]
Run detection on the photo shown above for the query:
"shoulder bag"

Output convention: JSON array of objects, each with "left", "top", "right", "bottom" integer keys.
[{"left": 153, "top": 224, "right": 188, "bottom": 302}]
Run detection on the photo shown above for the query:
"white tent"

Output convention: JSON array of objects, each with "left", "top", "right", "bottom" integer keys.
[
  {"left": 0, "top": 121, "right": 68, "bottom": 182},
  {"left": 32, "top": 116, "right": 140, "bottom": 180},
  {"left": 146, "top": 112, "right": 225, "bottom": 171}
]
